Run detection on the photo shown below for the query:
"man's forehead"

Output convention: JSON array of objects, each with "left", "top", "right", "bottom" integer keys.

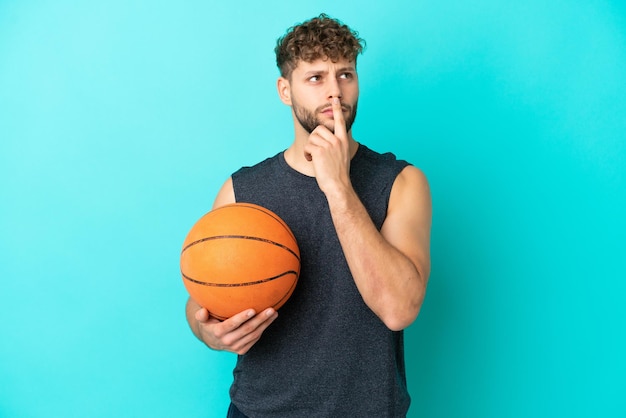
[{"left": 294, "top": 58, "right": 356, "bottom": 72}]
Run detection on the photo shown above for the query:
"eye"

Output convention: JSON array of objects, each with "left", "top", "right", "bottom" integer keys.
[
  {"left": 308, "top": 75, "right": 321, "bottom": 82},
  {"left": 339, "top": 72, "right": 354, "bottom": 80}
]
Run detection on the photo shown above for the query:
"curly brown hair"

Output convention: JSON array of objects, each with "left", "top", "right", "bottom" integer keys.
[{"left": 275, "top": 14, "right": 366, "bottom": 79}]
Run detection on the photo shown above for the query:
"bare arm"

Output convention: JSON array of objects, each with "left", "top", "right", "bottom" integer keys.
[
  {"left": 327, "top": 165, "right": 431, "bottom": 330},
  {"left": 184, "top": 178, "right": 279, "bottom": 354},
  {"left": 304, "top": 98, "right": 431, "bottom": 330}
]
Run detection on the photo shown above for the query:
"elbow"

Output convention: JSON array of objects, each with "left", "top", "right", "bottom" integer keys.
[
  {"left": 381, "top": 302, "right": 422, "bottom": 331},
  {"left": 379, "top": 276, "right": 427, "bottom": 331},
  {"left": 379, "top": 290, "right": 425, "bottom": 331}
]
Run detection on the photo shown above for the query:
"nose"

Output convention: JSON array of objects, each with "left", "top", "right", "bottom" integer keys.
[{"left": 327, "top": 77, "right": 342, "bottom": 101}]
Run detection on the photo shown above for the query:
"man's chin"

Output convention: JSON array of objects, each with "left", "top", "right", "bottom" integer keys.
[{"left": 321, "top": 121, "right": 335, "bottom": 133}]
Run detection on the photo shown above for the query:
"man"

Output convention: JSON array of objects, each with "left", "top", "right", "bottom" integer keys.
[{"left": 186, "top": 14, "right": 431, "bottom": 418}]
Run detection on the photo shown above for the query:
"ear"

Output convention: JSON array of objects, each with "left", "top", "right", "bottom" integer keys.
[{"left": 277, "top": 77, "right": 292, "bottom": 106}]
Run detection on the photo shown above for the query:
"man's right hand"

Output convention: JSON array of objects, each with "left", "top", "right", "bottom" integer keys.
[{"left": 186, "top": 298, "right": 278, "bottom": 355}]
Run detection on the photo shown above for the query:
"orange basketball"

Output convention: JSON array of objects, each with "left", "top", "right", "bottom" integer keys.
[{"left": 180, "top": 203, "right": 300, "bottom": 320}]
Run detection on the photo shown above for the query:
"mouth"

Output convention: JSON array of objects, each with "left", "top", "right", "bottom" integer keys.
[{"left": 319, "top": 106, "right": 349, "bottom": 117}]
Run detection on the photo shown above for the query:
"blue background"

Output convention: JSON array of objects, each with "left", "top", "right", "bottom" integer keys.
[{"left": 1, "top": 1, "right": 625, "bottom": 417}]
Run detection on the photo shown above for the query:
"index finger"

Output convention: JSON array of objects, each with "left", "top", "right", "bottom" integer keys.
[
  {"left": 222, "top": 309, "right": 256, "bottom": 332},
  {"left": 332, "top": 97, "right": 347, "bottom": 139}
]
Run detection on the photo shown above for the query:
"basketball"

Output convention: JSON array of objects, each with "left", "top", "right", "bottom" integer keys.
[{"left": 180, "top": 203, "right": 300, "bottom": 320}]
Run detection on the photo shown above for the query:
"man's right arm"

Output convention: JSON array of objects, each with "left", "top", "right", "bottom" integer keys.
[{"left": 184, "top": 177, "right": 279, "bottom": 355}]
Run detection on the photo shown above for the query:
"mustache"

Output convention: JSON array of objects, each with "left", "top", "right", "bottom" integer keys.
[{"left": 316, "top": 103, "right": 352, "bottom": 113}]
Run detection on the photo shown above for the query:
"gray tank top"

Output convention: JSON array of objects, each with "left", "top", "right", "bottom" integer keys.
[{"left": 230, "top": 144, "right": 411, "bottom": 418}]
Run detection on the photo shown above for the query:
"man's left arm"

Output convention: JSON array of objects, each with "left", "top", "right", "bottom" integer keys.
[
  {"left": 326, "top": 164, "right": 431, "bottom": 331},
  {"left": 305, "top": 98, "right": 431, "bottom": 331}
]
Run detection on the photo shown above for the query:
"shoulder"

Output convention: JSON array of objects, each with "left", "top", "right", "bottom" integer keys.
[
  {"left": 212, "top": 177, "right": 235, "bottom": 209},
  {"left": 356, "top": 144, "right": 407, "bottom": 165},
  {"left": 390, "top": 165, "right": 430, "bottom": 209},
  {"left": 394, "top": 165, "right": 429, "bottom": 192},
  {"left": 213, "top": 154, "right": 281, "bottom": 210},
  {"left": 233, "top": 153, "right": 281, "bottom": 178},
  {"left": 355, "top": 144, "right": 411, "bottom": 181},
  {"left": 387, "top": 165, "right": 431, "bottom": 224}
]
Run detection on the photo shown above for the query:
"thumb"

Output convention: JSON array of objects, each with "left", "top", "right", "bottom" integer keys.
[{"left": 195, "top": 307, "right": 210, "bottom": 323}]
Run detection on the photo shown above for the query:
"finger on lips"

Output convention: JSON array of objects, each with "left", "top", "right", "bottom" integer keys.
[
  {"left": 331, "top": 97, "right": 347, "bottom": 138},
  {"left": 304, "top": 98, "right": 347, "bottom": 162}
]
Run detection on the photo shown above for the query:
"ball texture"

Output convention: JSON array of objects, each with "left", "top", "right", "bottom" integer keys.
[{"left": 181, "top": 203, "right": 300, "bottom": 320}]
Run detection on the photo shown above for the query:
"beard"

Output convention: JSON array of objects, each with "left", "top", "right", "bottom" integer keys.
[{"left": 292, "top": 99, "right": 358, "bottom": 134}]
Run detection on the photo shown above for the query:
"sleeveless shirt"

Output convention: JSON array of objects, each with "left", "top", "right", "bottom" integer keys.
[{"left": 230, "top": 144, "right": 411, "bottom": 418}]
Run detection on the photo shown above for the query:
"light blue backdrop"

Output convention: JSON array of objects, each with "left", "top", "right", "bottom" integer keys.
[{"left": 1, "top": 1, "right": 624, "bottom": 417}]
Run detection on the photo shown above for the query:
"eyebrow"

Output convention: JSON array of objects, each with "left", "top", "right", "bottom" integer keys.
[{"left": 303, "top": 66, "right": 356, "bottom": 77}]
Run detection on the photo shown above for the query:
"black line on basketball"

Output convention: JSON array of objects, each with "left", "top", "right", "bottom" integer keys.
[
  {"left": 182, "top": 270, "right": 299, "bottom": 287},
  {"left": 214, "top": 203, "right": 298, "bottom": 243},
  {"left": 181, "top": 234, "right": 300, "bottom": 261},
  {"left": 273, "top": 275, "right": 299, "bottom": 306}
]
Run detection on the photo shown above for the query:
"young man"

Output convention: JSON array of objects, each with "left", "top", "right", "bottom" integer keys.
[{"left": 186, "top": 14, "right": 431, "bottom": 418}]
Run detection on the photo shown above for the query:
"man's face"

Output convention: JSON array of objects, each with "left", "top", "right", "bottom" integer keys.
[{"left": 286, "top": 58, "right": 359, "bottom": 134}]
